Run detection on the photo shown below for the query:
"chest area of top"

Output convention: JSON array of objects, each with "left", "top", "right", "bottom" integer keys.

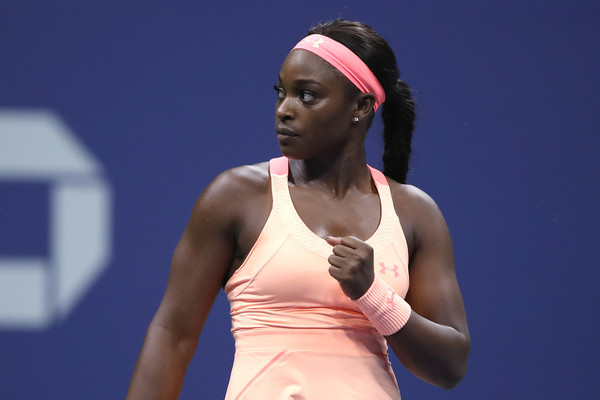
[{"left": 287, "top": 184, "right": 382, "bottom": 240}]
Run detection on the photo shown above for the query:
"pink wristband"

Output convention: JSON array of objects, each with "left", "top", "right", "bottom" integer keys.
[{"left": 353, "top": 275, "right": 412, "bottom": 336}]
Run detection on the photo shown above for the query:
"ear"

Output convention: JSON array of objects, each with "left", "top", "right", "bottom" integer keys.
[{"left": 354, "top": 93, "right": 376, "bottom": 120}]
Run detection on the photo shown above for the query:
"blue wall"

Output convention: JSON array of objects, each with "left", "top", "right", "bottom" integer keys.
[{"left": 1, "top": 1, "right": 599, "bottom": 398}]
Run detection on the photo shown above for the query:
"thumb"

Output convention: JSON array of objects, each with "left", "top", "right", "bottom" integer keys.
[{"left": 326, "top": 236, "right": 342, "bottom": 246}]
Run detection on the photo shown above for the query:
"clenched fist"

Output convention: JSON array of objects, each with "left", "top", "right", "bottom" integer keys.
[{"left": 326, "top": 236, "right": 375, "bottom": 300}]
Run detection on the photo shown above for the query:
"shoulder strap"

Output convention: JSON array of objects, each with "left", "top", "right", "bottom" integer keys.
[
  {"left": 368, "top": 165, "right": 388, "bottom": 186},
  {"left": 269, "top": 156, "right": 288, "bottom": 176}
]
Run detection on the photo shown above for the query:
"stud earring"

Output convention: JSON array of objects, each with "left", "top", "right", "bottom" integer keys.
[{"left": 352, "top": 116, "right": 359, "bottom": 123}]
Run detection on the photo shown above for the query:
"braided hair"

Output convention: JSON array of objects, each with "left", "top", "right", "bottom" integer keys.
[{"left": 307, "top": 20, "right": 416, "bottom": 184}]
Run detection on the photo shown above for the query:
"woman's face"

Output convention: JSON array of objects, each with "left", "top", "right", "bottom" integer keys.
[{"left": 274, "top": 49, "right": 357, "bottom": 160}]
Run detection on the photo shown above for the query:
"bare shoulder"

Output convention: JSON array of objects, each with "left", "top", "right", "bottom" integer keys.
[
  {"left": 201, "top": 162, "right": 270, "bottom": 201},
  {"left": 388, "top": 180, "right": 442, "bottom": 215},
  {"left": 185, "top": 162, "right": 271, "bottom": 234},
  {"left": 195, "top": 162, "right": 269, "bottom": 207},
  {"left": 223, "top": 162, "right": 270, "bottom": 188},
  {"left": 386, "top": 179, "right": 450, "bottom": 256}
]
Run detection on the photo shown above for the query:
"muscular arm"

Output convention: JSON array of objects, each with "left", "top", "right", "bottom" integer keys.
[
  {"left": 127, "top": 168, "right": 260, "bottom": 399},
  {"left": 385, "top": 185, "right": 470, "bottom": 389},
  {"left": 328, "top": 185, "right": 470, "bottom": 389}
]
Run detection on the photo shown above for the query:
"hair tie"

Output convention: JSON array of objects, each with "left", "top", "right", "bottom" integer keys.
[{"left": 292, "top": 34, "right": 385, "bottom": 111}]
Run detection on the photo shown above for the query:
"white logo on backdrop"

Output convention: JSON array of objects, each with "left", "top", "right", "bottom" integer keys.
[{"left": 0, "top": 109, "right": 112, "bottom": 330}]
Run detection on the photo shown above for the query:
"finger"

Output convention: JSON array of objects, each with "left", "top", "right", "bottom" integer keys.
[
  {"left": 328, "top": 264, "right": 344, "bottom": 281},
  {"left": 326, "top": 236, "right": 342, "bottom": 246},
  {"left": 340, "top": 237, "right": 375, "bottom": 260},
  {"left": 327, "top": 254, "right": 346, "bottom": 268},
  {"left": 329, "top": 236, "right": 364, "bottom": 254},
  {"left": 339, "top": 235, "right": 363, "bottom": 249},
  {"left": 331, "top": 244, "right": 355, "bottom": 258}
]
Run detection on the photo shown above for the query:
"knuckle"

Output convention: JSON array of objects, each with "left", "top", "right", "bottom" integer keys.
[{"left": 328, "top": 265, "right": 338, "bottom": 278}]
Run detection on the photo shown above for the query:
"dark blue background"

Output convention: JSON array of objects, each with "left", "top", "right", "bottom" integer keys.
[{"left": 1, "top": 1, "right": 599, "bottom": 398}]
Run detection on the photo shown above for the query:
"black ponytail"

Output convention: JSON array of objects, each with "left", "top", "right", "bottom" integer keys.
[
  {"left": 381, "top": 79, "right": 415, "bottom": 183},
  {"left": 307, "top": 19, "right": 416, "bottom": 183}
]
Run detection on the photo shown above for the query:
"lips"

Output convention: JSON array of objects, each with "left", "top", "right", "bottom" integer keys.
[{"left": 275, "top": 125, "right": 299, "bottom": 137}]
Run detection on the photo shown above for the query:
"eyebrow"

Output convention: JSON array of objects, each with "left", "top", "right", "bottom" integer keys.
[{"left": 277, "top": 75, "right": 325, "bottom": 88}]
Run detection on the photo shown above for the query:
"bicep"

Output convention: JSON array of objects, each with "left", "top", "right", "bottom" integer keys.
[
  {"left": 151, "top": 185, "right": 237, "bottom": 342},
  {"left": 404, "top": 197, "right": 468, "bottom": 334}
]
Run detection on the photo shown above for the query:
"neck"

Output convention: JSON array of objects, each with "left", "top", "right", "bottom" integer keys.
[{"left": 288, "top": 149, "right": 372, "bottom": 197}]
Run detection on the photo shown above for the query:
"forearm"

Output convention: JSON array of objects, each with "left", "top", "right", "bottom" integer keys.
[
  {"left": 352, "top": 276, "right": 469, "bottom": 389},
  {"left": 386, "top": 312, "right": 470, "bottom": 389},
  {"left": 127, "top": 322, "right": 198, "bottom": 400}
]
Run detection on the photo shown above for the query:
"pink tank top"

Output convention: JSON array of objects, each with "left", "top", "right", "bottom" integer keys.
[{"left": 223, "top": 157, "right": 409, "bottom": 399}]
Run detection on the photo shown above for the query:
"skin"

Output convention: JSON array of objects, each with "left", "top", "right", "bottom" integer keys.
[{"left": 127, "top": 49, "right": 470, "bottom": 399}]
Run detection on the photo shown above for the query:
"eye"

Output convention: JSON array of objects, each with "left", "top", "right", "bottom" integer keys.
[
  {"left": 299, "top": 90, "right": 317, "bottom": 103},
  {"left": 273, "top": 85, "right": 285, "bottom": 100}
]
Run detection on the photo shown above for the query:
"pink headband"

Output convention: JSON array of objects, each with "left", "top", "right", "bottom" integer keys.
[{"left": 292, "top": 34, "right": 385, "bottom": 111}]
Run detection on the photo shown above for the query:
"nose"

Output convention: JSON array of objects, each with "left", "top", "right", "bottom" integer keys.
[{"left": 275, "top": 97, "right": 294, "bottom": 122}]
